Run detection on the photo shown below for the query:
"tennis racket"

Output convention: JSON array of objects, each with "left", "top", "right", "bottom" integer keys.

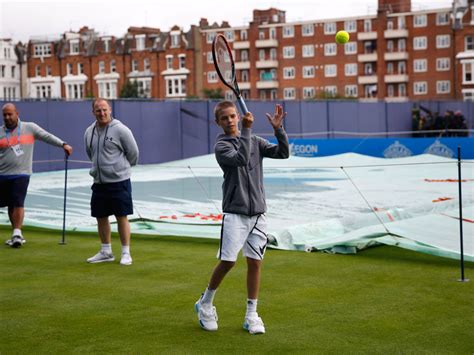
[{"left": 212, "top": 34, "right": 249, "bottom": 115}]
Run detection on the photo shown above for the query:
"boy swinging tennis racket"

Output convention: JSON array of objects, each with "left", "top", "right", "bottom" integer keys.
[{"left": 195, "top": 101, "right": 289, "bottom": 334}]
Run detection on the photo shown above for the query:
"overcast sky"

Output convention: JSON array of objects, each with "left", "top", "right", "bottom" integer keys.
[{"left": 0, "top": 0, "right": 452, "bottom": 42}]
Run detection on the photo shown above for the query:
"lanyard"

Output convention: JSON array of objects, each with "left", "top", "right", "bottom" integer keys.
[{"left": 4, "top": 120, "right": 21, "bottom": 147}]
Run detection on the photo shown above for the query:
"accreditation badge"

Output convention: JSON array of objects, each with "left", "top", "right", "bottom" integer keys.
[{"left": 11, "top": 144, "right": 24, "bottom": 156}]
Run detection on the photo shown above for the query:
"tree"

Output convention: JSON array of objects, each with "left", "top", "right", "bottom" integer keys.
[
  {"left": 202, "top": 88, "right": 224, "bottom": 99},
  {"left": 120, "top": 80, "right": 139, "bottom": 98}
]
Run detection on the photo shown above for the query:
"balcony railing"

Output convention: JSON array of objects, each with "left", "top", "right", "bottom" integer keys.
[
  {"left": 384, "top": 29, "right": 409, "bottom": 38},
  {"left": 256, "top": 60, "right": 278, "bottom": 69},
  {"left": 255, "top": 39, "right": 278, "bottom": 48}
]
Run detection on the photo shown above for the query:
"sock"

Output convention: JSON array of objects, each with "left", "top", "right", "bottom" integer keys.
[
  {"left": 201, "top": 287, "right": 216, "bottom": 306},
  {"left": 121, "top": 245, "right": 130, "bottom": 255},
  {"left": 101, "top": 243, "right": 112, "bottom": 254},
  {"left": 246, "top": 299, "right": 258, "bottom": 317},
  {"left": 13, "top": 228, "right": 22, "bottom": 237}
]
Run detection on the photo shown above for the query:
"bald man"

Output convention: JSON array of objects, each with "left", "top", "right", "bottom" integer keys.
[{"left": 1, "top": 103, "right": 73, "bottom": 248}]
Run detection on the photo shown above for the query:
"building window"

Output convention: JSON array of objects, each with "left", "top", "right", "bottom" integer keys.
[
  {"left": 413, "top": 59, "right": 427, "bottom": 72},
  {"left": 436, "top": 12, "right": 449, "bottom": 25},
  {"left": 345, "top": 85, "right": 357, "bottom": 97},
  {"left": 283, "top": 67, "right": 295, "bottom": 79},
  {"left": 66, "top": 63, "right": 73, "bottom": 75},
  {"left": 98, "top": 81, "right": 117, "bottom": 99},
  {"left": 206, "top": 32, "right": 216, "bottom": 44},
  {"left": 241, "top": 70, "right": 249, "bottom": 82},
  {"left": 240, "top": 30, "right": 247, "bottom": 40},
  {"left": 270, "top": 48, "right": 277, "bottom": 60},
  {"left": 207, "top": 52, "right": 213, "bottom": 63},
  {"left": 364, "top": 63, "right": 374, "bottom": 75},
  {"left": 324, "top": 64, "right": 337, "bottom": 77},
  {"left": 46, "top": 66, "right": 52, "bottom": 76},
  {"left": 110, "top": 60, "right": 116, "bottom": 73},
  {"left": 225, "top": 31, "right": 234, "bottom": 41},
  {"left": 387, "top": 62, "right": 394, "bottom": 74},
  {"left": 35, "top": 85, "right": 52, "bottom": 98},
  {"left": 398, "top": 61, "right": 406, "bottom": 74},
  {"left": 414, "top": 37, "right": 428, "bottom": 50},
  {"left": 344, "top": 42, "right": 357, "bottom": 55},
  {"left": 324, "top": 22, "right": 336, "bottom": 34},
  {"left": 70, "top": 40, "right": 80, "bottom": 55},
  {"left": 283, "top": 26, "right": 294, "bottom": 38},
  {"left": 77, "top": 63, "right": 84, "bottom": 74},
  {"left": 166, "top": 56, "right": 173, "bottom": 70},
  {"left": 302, "top": 24, "right": 314, "bottom": 36},
  {"left": 283, "top": 88, "right": 296, "bottom": 100},
  {"left": 436, "top": 80, "right": 451, "bottom": 94},
  {"left": 399, "top": 84, "right": 406, "bottom": 97},
  {"left": 10, "top": 66, "right": 15, "bottom": 78},
  {"left": 99, "top": 61, "right": 105, "bottom": 74},
  {"left": 414, "top": 81, "right": 428, "bottom": 95},
  {"left": 398, "top": 39, "right": 406, "bottom": 52},
  {"left": 178, "top": 55, "right": 185, "bottom": 69},
  {"left": 0, "top": 65, "right": 5, "bottom": 78},
  {"left": 302, "top": 66, "right": 315, "bottom": 78},
  {"left": 103, "top": 38, "right": 110, "bottom": 52},
  {"left": 436, "top": 35, "right": 450, "bottom": 48},
  {"left": 143, "top": 58, "right": 150, "bottom": 71},
  {"left": 33, "top": 44, "right": 52, "bottom": 57},
  {"left": 414, "top": 14, "right": 427, "bottom": 27},
  {"left": 345, "top": 63, "right": 357, "bottom": 76},
  {"left": 462, "top": 90, "right": 474, "bottom": 101},
  {"left": 283, "top": 46, "right": 295, "bottom": 59},
  {"left": 398, "top": 16, "right": 406, "bottom": 29},
  {"left": 241, "top": 50, "right": 249, "bottom": 62},
  {"left": 303, "top": 87, "right": 315, "bottom": 99},
  {"left": 387, "top": 40, "right": 394, "bottom": 52},
  {"left": 135, "top": 78, "right": 152, "bottom": 98},
  {"left": 387, "top": 21, "right": 394, "bottom": 30},
  {"left": 324, "top": 43, "right": 337, "bottom": 56},
  {"left": 462, "top": 61, "right": 473, "bottom": 83},
  {"left": 259, "top": 31, "right": 265, "bottom": 40},
  {"left": 436, "top": 58, "right": 450, "bottom": 71},
  {"left": 302, "top": 45, "right": 314, "bottom": 58},
  {"left": 324, "top": 86, "right": 337, "bottom": 97},
  {"left": 207, "top": 71, "right": 218, "bottom": 83},
  {"left": 136, "top": 35, "right": 146, "bottom": 50},
  {"left": 171, "top": 33, "right": 180, "bottom": 48},
  {"left": 269, "top": 28, "right": 277, "bottom": 39},
  {"left": 165, "top": 76, "right": 186, "bottom": 97},
  {"left": 66, "top": 83, "right": 84, "bottom": 99},
  {"left": 270, "top": 90, "right": 277, "bottom": 100},
  {"left": 387, "top": 84, "right": 394, "bottom": 97},
  {"left": 132, "top": 60, "right": 138, "bottom": 72},
  {"left": 465, "top": 35, "right": 474, "bottom": 51},
  {"left": 344, "top": 20, "right": 356, "bottom": 32},
  {"left": 259, "top": 49, "right": 265, "bottom": 61},
  {"left": 364, "top": 19, "right": 372, "bottom": 32}
]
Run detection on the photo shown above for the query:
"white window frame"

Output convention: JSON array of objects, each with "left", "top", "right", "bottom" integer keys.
[
  {"left": 414, "top": 36, "right": 428, "bottom": 50},
  {"left": 302, "top": 66, "right": 315, "bottom": 78},
  {"left": 344, "top": 20, "right": 357, "bottom": 33},
  {"left": 414, "top": 14, "right": 427, "bottom": 27},
  {"left": 136, "top": 35, "right": 146, "bottom": 51},
  {"left": 345, "top": 63, "right": 357, "bottom": 76},
  {"left": 325, "top": 86, "right": 337, "bottom": 96},
  {"left": 283, "top": 67, "right": 295, "bottom": 79},
  {"left": 302, "top": 45, "right": 314, "bottom": 58},
  {"left": 324, "top": 22, "right": 336, "bottom": 34},
  {"left": 436, "top": 12, "right": 449, "bottom": 26},
  {"left": 345, "top": 85, "right": 357, "bottom": 97},
  {"left": 324, "top": 64, "right": 337, "bottom": 77},
  {"left": 364, "top": 19, "right": 372, "bottom": 32},
  {"left": 462, "top": 60, "right": 474, "bottom": 84},
  {"left": 283, "top": 26, "right": 294, "bottom": 38},
  {"left": 98, "top": 80, "right": 118, "bottom": 99},
  {"left": 283, "top": 46, "right": 295, "bottom": 59},
  {"left": 436, "top": 57, "right": 450, "bottom": 71},
  {"left": 436, "top": 35, "right": 450, "bottom": 49},
  {"left": 166, "top": 55, "right": 173, "bottom": 70},
  {"left": 132, "top": 59, "right": 139, "bottom": 72},
  {"left": 33, "top": 44, "right": 52, "bottom": 57},
  {"left": 98, "top": 61, "right": 105, "bottom": 74},
  {"left": 70, "top": 39, "right": 80, "bottom": 55},
  {"left": 344, "top": 42, "right": 357, "bottom": 55},
  {"left": 413, "top": 59, "right": 428, "bottom": 72},
  {"left": 324, "top": 43, "right": 337, "bottom": 56},
  {"left": 171, "top": 32, "right": 181, "bottom": 48},
  {"left": 206, "top": 32, "right": 216, "bottom": 44},
  {"left": 302, "top": 24, "right": 314, "bottom": 36},
  {"left": 207, "top": 71, "right": 218, "bottom": 83},
  {"left": 283, "top": 87, "right": 296, "bottom": 100},
  {"left": 414, "top": 81, "right": 428, "bottom": 95},
  {"left": 436, "top": 80, "right": 450, "bottom": 94},
  {"left": 303, "top": 87, "right": 315, "bottom": 99},
  {"left": 165, "top": 75, "right": 187, "bottom": 97}
]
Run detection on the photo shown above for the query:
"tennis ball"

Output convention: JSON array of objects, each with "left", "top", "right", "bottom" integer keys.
[{"left": 335, "top": 30, "right": 350, "bottom": 44}]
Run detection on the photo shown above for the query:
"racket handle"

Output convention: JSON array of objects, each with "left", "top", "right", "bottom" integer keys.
[{"left": 237, "top": 96, "right": 249, "bottom": 115}]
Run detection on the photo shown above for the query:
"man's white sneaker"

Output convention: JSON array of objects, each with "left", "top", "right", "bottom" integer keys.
[
  {"left": 120, "top": 253, "right": 133, "bottom": 266},
  {"left": 243, "top": 314, "right": 266, "bottom": 334},
  {"left": 87, "top": 251, "right": 115, "bottom": 263},
  {"left": 6, "top": 235, "right": 26, "bottom": 248},
  {"left": 195, "top": 296, "right": 218, "bottom": 331}
]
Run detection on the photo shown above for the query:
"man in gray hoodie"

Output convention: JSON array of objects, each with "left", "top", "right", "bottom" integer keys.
[
  {"left": 84, "top": 98, "right": 139, "bottom": 266},
  {"left": 195, "top": 101, "right": 289, "bottom": 334}
]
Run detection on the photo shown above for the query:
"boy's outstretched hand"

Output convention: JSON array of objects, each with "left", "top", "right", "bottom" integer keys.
[{"left": 266, "top": 104, "right": 287, "bottom": 131}]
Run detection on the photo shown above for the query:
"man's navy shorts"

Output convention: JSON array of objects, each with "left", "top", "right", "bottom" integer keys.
[
  {"left": 91, "top": 179, "right": 133, "bottom": 218},
  {"left": 0, "top": 176, "right": 30, "bottom": 208}
]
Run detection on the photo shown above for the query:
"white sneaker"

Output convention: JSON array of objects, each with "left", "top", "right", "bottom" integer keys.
[
  {"left": 243, "top": 313, "right": 265, "bottom": 334},
  {"left": 195, "top": 295, "right": 218, "bottom": 331},
  {"left": 87, "top": 251, "right": 115, "bottom": 263},
  {"left": 5, "top": 235, "right": 26, "bottom": 248},
  {"left": 120, "top": 253, "right": 133, "bottom": 266}
]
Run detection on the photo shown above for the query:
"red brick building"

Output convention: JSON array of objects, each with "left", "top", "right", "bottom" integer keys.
[{"left": 24, "top": 0, "right": 474, "bottom": 101}]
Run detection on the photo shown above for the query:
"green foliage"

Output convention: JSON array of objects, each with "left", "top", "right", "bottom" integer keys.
[
  {"left": 1, "top": 227, "right": 473, "bottom": 353},
  {"left": 120, "top": 80, "right": 139, "bottom": 98},
  {"left": 202, "top": 88, "right": 224, "bottom": 99}
]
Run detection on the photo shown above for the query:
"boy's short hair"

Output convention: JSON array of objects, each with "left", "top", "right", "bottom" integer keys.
[
  {"left": 214, "top": 101, "right": 237, "bottom": 120},
  {"left": 92, "top": 98, "right": 110, "bottom": 110}
]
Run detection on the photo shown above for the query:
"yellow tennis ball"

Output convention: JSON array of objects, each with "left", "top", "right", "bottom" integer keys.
[{"left": 335, "top": 30, "right": 350, "bottom": 44}]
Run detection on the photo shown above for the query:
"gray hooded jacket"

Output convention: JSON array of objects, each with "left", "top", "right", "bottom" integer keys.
[
  {"left": 215, "top": 126, "right": 289, "bottom": 216},
  {"left": 84, "top": 119, "right": 139, "bottom": 184}
]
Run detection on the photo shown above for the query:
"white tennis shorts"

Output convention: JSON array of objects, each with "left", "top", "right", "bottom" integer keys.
[{"left": 217, "top": 213, "right": 268, "bottom": 262}]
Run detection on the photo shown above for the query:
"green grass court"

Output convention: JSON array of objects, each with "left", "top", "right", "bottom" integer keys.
[{"left": 1, "top": 226, "right": 473, "bottom": 354}]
